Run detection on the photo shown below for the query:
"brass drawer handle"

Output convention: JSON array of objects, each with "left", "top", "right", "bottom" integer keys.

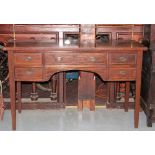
[
  {"left": 30, "top": 37, "right": 35, "bottom": 40},
  {"left": 119, "top": 56, "right": 127, "bottom": 62},
  {"left": 57, "top": 56, "right": 62, "bottom": 62},
  {"left": 90, "top": 56, "right": 96, "bottom": 62},
  {"left": 24, "top": 56, "right": 32, "bottom": 61},
  {"left": 119, "top": 70, "right": 127, "bottom": 75},
  {"left": 26, "top": 70, "right": 33, "bottom": 75}
]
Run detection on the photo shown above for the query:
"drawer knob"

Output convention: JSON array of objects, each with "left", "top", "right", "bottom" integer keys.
[
  {"left": 119, "top": 56, "right": 127, "bottom": 62},
  {"left": 90, "top": 56, "right": 96, "bottom": 62},
  {"left": 25, "top": 56, "right": 32, "bottom": 61},
  {"left": 57, "top": 56, "right": 62, "bottom": 62},
  {"left": 119, "top": 71, "right": 127, "bottom": 75}
]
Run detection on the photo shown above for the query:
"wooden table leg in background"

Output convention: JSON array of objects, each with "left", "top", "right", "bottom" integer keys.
[
  {"left": 30, "top": 82, "right": 38, "bottom": 101},
  {"left": 124, "top": 82, "right": 130, "bottom": 112},
  {"left": 107, "top": 82, "right": 116, "bottom": 108},
  {"left": 58, "top": 72, "right": 65, "bottom": 105},
  {"left": 78, "top": 100, "right": 83, "bottom": 111},
  {"left": 17, "top": 81, "right": 22, "bottom": 113},
  {"left": 50, "top": 74, "right": 57, "bottom": 102}
]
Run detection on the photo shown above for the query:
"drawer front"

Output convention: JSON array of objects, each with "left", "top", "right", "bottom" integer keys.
[
  {"left": 15, "top": 68, "right": 43, "bottom": 81},
  {"left": 109, "top": 68, "right": 136, "bottom": 80},
  {"left": 13, "top": 33, "right": 58, "bottom": 42},
  {"left": 109, "top": 53, "right": 137, "bottom": 65},
  {"left": 45, "top": 53, "right": 107, "bottom": 65},
  {"left": 14, "top": 53, "right": 42, "bottom": 66}
]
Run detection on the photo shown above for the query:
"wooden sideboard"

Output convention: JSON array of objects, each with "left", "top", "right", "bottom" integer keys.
[{"left": 4, "top": 39, "right": 147, "bottom": 130}]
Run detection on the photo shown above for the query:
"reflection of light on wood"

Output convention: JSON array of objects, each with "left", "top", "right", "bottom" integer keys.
[
  {"left": 13, "top": 24, "right": 16, "bottom": 41},
  {"left": 131, "top": 24, "right": 134, "bottom": 41}
]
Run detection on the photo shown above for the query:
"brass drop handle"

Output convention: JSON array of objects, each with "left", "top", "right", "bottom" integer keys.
[
  {"left": 119, "top": 70, "right": 127, "bottom": 75},
  {"left": 50, "top": 37, "right": 56, "bottom": 40},
  {"left": 57, "top": 56, "right": 62, "bottom": 62},
  {"left": 90, "top": 56, "right": 96, "bottom": 62},
  {"left": 119, "top": 56, "right": 127, "bottom": 62},
  {"left": 26, "top": 70, "right": 33, "bottom": 75},
  {"left": 25, "top": 56, "right": 32, "bottom": 61},
  {"left": 30, "top": 37, "right": 35, "bottom": 40}
]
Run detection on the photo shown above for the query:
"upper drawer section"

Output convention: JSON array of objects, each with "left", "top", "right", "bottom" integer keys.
[
  {"left": 45, "top": 53, "right": 107, "bottom": 65},
  {"left": 109, "top": 53, "right": 137, "bottom": 65},
  {"left": 14, "top": 53, "right": 42, "bottom": 67},
  {"left": 14, "top": 33, "right": 58, "bottom": 43}
]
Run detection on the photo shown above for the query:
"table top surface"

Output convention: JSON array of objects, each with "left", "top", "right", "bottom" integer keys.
[{"left": 4, "top": 39, "right": 147, "bottom": 51}]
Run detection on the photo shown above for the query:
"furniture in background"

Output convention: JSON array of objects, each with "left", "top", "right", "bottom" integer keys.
[{"left": 141, "top": 24, "right": 155, "bottom": 126}]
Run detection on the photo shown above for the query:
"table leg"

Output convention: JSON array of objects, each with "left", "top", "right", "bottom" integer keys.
[
  {"left": 8, "top": 52, "right": 16, "bottom": 130},
  {"left": 134, "top": 52, "right": 143, "bottom": 128},
  {"left": 50, "top": 74, "right": 57, "bottom": 102},
  {"left": 58, "top": 72, "right": 64, "bottom": 104},
  {"left": 30, "top": 82, "right": 38, "bottom": 101},
  {"left": 108, "top": 82, "right": 116, "bottom": 108},
  {"left": 78, "top": 100, "right": 83, "bottom": 111},
  {"left": 9, "top": 80, "right": 16, "bottom": 130},
  {"left": 135, "top": 81, "right": 141, "bottom": 128},
  {"left": 90, "top": 100, "right": 95, "bottom": 111}
]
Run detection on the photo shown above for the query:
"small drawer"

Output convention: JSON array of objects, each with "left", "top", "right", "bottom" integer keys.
[
  {"left": 45, "top": 53, "right": 107, "bottom": 65},
  {"left": 109, "top": 53, "right": 137, "bottom": 65},
  {"left": 76, "top": 54, "right": 107, "bottom": 64},
  {"left": 15, "top": 68, "right": 43, "bottom": 81},
  {"left": 109, "top": 68, "right": 136, "bottom": 80},
  {"left": 14, "top": 53, "right": 42, "bottom": 66},
  {"left": 13, "top": 33, "right": 58, "bottom": 42}
]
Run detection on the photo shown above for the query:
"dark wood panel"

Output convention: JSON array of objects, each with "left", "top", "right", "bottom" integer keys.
[
  {"left": 78, "top": 72, "right": 95, "bottom": 111},
  {"left": 141, "top": 24, "right": 155, "bottom": 127},
  {"left": 0, "top": 24, "right": 13, "bottom": 34},
  {"left": 150, "top": 24, "right": 155, "bottom": 49}
]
